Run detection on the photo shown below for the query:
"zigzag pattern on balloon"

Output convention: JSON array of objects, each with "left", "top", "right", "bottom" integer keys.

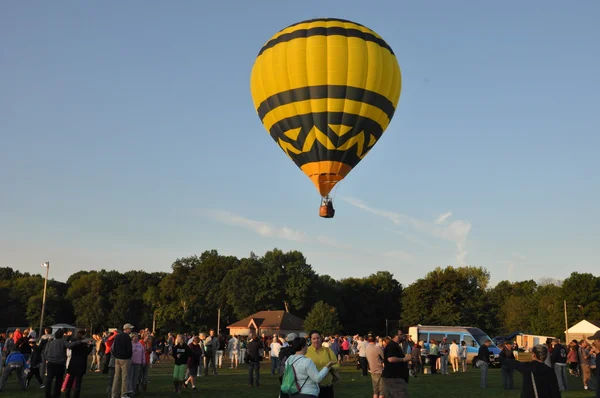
[{"left": 250, "top": 17, "right": 402, "bottom": 198}]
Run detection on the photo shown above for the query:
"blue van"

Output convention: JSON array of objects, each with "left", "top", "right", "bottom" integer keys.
[{"left": 407, "top": 325, "right": 501, "bottom": 366}]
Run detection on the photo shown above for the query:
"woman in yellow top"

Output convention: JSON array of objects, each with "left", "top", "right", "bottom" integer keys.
[{"left": 305, "top": 330, "right": 340, "bottom": 398}]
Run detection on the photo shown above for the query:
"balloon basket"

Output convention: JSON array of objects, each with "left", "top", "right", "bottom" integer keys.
[{"left": 319, "top": 204, "right": 335, "bottom": 218}]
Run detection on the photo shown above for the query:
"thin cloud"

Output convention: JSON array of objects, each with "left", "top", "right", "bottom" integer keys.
[
  {"left": 203, "top": 209, "right": 414, "bottom": 262},
  {"left": 315, "top": 235, "right": 354, "bottom": 251},
  {"left": 384, "top": 228, "right": 434, "bottom": 249},
  {"left": 383, "top": 250, "right": 415, "bottom": 262},
  {"left": 206, "top": 210, "right": 309, "bottom": 242},
  {"left": 341, "top": 197, "right": 472, "bottom": 265},
  {"left": 435, "top": 211, "right": 452, "bottom": 224}
]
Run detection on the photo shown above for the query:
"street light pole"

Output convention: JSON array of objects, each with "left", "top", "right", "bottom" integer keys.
[{"left": 39, "top": 262, "right": 50, "bottom": 338}]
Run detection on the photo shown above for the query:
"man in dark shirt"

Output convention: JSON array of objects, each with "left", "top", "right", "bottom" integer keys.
[
  {"left": 382, "top": 332, "right": 412, "bottom": 397},
  {"left": 499, "top": 341, "right": 515, "bottom": 390},
  {"left": 550, "top": 338, "right": 568, "bottom": 391},
  {"left": 476, "top": 340, "right": 492, "bottom": 388},
  {"left": 112, "top": 323, "right": 133, "bottom": 398},
  {"left": 246, "top": 334, "right": 263, "bottom": 387}
]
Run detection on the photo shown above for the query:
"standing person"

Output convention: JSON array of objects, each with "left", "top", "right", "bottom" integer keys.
[
  {"left": 203, "top": 330, "right": 219, "bottom": 376},
  {"left": 551, "top": 338, "right": 568, "bottom": 392},
  {"left": 228, "top": 335, "right": 240, "bottom": 369},
  {"left": 381, "top": 333, "right": 412, "bottom": 398},
  {"left": 184, "top": 336, "right": 202, "bottom": 390},
  {"left": 499, "top": 344, "right": 561, "bottom": 398},
  {"left": 246, "top": 334, "right": 263, "bottom": 387},
  {"left": 270, "top": 335, "right": 282, "bottom": 375},
  {"left": 38, "top": 327, "right": 53, "bottom": 381},
  {"left": 43, "top": 329, "right": 85, "bottom": 398},
  {"left": 427, "top": 340, "right": 439, "bottom": 375},
  {"left": 410, "top": 342, "right": 422, "bottom": 377},
  {"left": 172, "top": 335, "right": 189, "bottom": 393},
  {"left": 438, "top": 337, "right": 449, "bottom": 375},
  {"left": 62, "top": 331, "right": 93, "bottom": 398},
  {"left": 587, "top": 331, "right": 600, "bottom": 398},
  {"left": 365, "top": 336, "right": 385, "bottom": 398},
  {"left": 358, "top": 336, "right": 369, "bottom": 377},
  {"left": 449, "top": 340, "right": 459, "bottom": 373},
  {"left": 305, "top": 330, "right": 340, "bottom": 398},
  {"left": 458, "top": 341, "right": 468, "bottom": 372},
  {"left": 579, "top": 339, "right": 592, "bottom": 391},
  {"left": 111, "top": 323, "right": 134, "bottom": 398},
  {"left": 280, "top": 337, "right": 335, "bottom": 398},
  {"left": 26, "top": 337, "right": 45, "bottom": 389},
  {"left": 499, "top": 341, "right": 515, "bottom": 390},
  {"left": 476, "top": 340, "right": 492, "bottom": 389},
  {"left": 128, "top": 333, "right": 145, "bottom": 396}
]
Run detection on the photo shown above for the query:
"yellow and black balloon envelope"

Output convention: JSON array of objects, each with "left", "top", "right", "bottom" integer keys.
[{"left": 250, "top": 18, "right": 401, "bottom": 198}]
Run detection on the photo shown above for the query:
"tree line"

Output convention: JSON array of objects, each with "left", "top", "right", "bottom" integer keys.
[{"left": 0, "top": 248, "right": 598, "bottom": 339}]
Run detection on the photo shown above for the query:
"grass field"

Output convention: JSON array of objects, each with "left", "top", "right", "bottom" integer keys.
[{"left": 0, "top": 361, "right": 594, "bottom": 397}]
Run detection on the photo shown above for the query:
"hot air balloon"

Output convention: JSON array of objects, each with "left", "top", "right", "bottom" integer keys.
[{"left": 250, "top": 18, "right": 401, "bottom": 218}]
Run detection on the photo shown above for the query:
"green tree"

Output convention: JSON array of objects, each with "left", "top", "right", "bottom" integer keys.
[
  {"left": 304, "top": 301, "right": 342, "bottom": 336},
  {"left": 66, "top": 272, "right": 108, "bottom": 330},
  {"left": 561, "top": 272, "right": 600, "bottom": 324},
  {"left": 401, "top": 266, "right": 490, "bottom": 328}
]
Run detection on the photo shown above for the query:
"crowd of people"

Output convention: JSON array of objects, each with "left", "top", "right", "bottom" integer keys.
[{"left": 1, "top": 325, "right": 600, "bottom": 398}]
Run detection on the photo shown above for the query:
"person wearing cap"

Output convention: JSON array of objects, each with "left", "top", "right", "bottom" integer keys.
[
  {"left": 587, "top": 331, "right": 600, "bottom": 398},
  {"left": 276, "top": 334, "right": 298, "bottom": 384},
  {"left": 499, "top": 341, "right": 515, "bottom": 390},
  {"left": 111, "top": 323, "right": 134, "bottom": 398},
  {"left": 26, "top": 337, "right": 44, "bottom": 389}
]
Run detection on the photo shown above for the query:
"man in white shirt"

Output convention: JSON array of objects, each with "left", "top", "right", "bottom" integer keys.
[
  {"left": 358, "top": 335, "right": 369, "bottom": 376},
  {"left": 228, "top": 335, "right": 240, "bottom": 369},
  {"left": 270, "top": 335, "right": 282, "bottom": 375}
]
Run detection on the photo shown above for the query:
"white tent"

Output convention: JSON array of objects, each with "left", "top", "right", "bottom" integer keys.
[{"left": 565, "top": 320, "right": 600, "bottom": 342}]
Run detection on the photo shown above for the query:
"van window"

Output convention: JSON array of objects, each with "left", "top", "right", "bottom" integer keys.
[
  {"left": 464, "top": 335, "right": 476, "bottom": 347},
  {"left": 418, "top": 333, "right": 428, "bottom": 343},
  {"left": 430, "top": 333, "right": 444, "bottom": 342},
  {"left": 447, "top": 334, "right": 460, "bottom": 343}
]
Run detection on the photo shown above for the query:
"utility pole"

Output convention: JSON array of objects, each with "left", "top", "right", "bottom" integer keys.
[
  {"left": 217, "top": 308, "right": 221, "bottom": 334},
  {"left": 564, "top": 300, "right": 570, "bottom": 343},
  {"left": 39, "top": 262, "right": 50, "bottom": 338}
]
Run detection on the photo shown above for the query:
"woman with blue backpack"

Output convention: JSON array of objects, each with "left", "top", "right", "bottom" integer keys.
[{"left": 280, "top": 337, "right": 336, "bottom": 398}]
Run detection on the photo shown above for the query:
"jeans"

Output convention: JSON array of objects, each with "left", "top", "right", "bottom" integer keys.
[
  {"left": 271, "top": 356, "right": 280, "bottom": 375},
  {"left": 477, "top": 360, "right": 488, "bottom": 388},
  {"left": 248, "top": 362, "right": 260, "bottom": 386},
  {"left": 440, "top": 355, "right": 449, "bottom": 374},
  {"left": 554, "top": 363, "right": 568, "bottom": 391},
  {"left": 0, "top": 365, "right": 26, "bottom": 391},
  {"left": 128, "top": 363, "right": 142, "bottom": 393},
  {"left": 501, "top": 366, "right": 514, "bottom": 389},
  {"left": 204, "top": 353, "right": 216, "bottom": 375}
]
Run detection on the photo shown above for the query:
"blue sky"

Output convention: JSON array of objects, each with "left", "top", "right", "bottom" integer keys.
[{"left": 1, "top": 1, "right": 598, "bottom": 287}]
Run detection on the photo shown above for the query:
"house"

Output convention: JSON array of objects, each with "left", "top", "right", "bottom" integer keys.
[
  {"left": 226, "top": 310, "right": 305, "bottom": 338},
  {"left": 566, "top": 320, "right": 600, "bottom": 342}
]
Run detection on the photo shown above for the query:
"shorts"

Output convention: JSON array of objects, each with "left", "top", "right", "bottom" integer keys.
[
  {"left": 383, "top": 377, "right": 408, "bottom": 396},
  {"left": 173, "top": 364, "right": 186, "bottom": 381},
  {"left": 187, "top": 364, "right": 198, "bottom": 376},
  {"left": 371, "top": 373, "right": 384, "bottom": 395}
]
